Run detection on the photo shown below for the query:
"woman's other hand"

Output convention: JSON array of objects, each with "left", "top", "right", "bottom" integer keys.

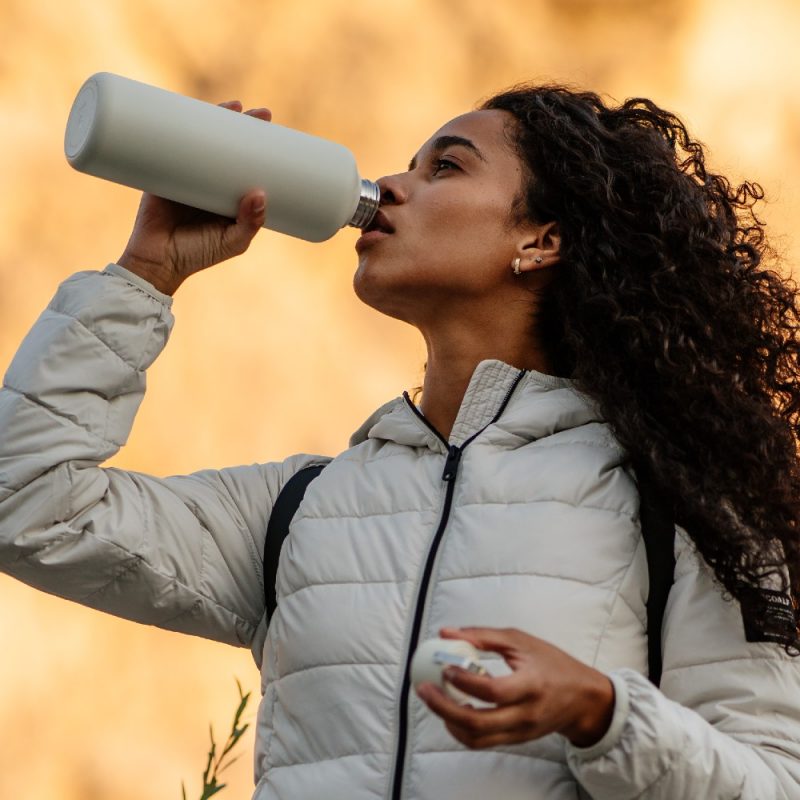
[
  {"left": 116, "top": 102, "right": 272, "bottom": 296},
  {"left": 416, "top": 626, "right": 615, "bottom": 749}
]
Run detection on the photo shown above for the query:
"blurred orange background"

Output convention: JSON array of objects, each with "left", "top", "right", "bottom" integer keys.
[{"left": 1, "top": 1, "right": 799, "bottom": 797}]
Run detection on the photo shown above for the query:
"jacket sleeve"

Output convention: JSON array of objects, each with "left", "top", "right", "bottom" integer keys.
[
  {"left": 0, "top": 265, "right": 320, "bottom": 648},
  {"left": 565, "top": 527, "right": 800, "bottom": 799}
]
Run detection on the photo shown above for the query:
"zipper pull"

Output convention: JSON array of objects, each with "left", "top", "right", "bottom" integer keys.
[{"left": 442, "top": 445, "right": 462, "bottom": 482}]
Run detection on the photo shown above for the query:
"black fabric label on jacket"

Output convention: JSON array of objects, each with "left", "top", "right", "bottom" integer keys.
[{"left": 741, "top": 588, "right": 798, "bottom": 644}]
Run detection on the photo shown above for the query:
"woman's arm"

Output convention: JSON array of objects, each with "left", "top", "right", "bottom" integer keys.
[
  {"left": 0, "top": 265, "right": 320, "bottom": 647},
  {"left": 0, "top": 101, "right": 320, "bottom": 647}
]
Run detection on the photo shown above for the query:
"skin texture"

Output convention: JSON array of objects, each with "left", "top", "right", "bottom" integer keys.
[
  {"left": 354, "top": 110, "right": 560, "bottom": 439},
  {"left": 117, "top": 103, "right": 616, "bottom": 750}
]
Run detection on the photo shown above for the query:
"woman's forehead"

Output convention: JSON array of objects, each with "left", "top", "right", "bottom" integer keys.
[
  {"left": 430, "top": 109, "right": 511, "bottom": 147},
  {"left": 410, "top": 109, "right": 516, "bottom": 168}
]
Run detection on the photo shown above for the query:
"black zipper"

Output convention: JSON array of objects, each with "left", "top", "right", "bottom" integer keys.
[{"left": 390, "top": 370, "right": 526, "bottom": 800}]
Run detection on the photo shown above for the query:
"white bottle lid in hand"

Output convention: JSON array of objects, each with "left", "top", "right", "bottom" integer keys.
[{"left": 411, "top": 637, "right": 492, "bottom": 706}]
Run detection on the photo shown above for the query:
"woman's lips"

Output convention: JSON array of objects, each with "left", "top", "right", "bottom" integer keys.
[
  {"left": 356, "top": 209, "right": 395, "bottom": 253},
  {"left": 355, "top": 229, "right": 391, "bottom": 252}
]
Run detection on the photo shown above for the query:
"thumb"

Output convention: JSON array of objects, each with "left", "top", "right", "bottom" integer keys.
[{"left": 221, "top": 190, "right": 267, "bottom": 258}]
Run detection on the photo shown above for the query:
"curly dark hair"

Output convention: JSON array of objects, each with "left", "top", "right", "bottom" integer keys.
[{"left": 481, "top": 84, "right": 800, "bottom": 652}]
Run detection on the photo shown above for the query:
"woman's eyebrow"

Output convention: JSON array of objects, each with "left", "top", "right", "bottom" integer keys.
[{"left": 407, "top": 135, "right": 487, "bottom": 171}]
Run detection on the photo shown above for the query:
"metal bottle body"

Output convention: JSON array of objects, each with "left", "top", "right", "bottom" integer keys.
[{"left": 65, "top": 72, "right": 378, "bottom": 243}]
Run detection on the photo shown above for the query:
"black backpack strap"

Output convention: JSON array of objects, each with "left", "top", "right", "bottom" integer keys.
[
  {"left": 637, "top": 472, "right": 676, "bottom": 686},
  {"left": 264, "top": 463, "right": 328, "bottom": 620}
]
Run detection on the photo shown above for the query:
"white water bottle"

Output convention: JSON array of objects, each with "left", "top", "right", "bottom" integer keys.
[{"left": 64, "top": 72, "right": 379, "bottom": 243}]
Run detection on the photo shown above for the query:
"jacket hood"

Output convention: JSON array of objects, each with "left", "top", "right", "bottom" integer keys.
[{"left": 349, "top": 359, "right": 602, "bottom": 451}]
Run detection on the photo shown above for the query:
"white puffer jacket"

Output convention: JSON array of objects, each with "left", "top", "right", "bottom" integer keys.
[{"left": 2, "top": 265, "right": 800, "bottom": 800}]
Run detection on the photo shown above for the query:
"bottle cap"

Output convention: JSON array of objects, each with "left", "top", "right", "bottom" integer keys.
[
  {"left": 65, "top": 75, "right": 99, "bottom": 162},
  {"left": 348, "top": 179, "right": 380, "bottom": 229}
]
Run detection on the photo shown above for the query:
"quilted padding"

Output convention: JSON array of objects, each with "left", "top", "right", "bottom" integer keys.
[{"left": 2, "top": 266, "right": 800, "bottom": 800}]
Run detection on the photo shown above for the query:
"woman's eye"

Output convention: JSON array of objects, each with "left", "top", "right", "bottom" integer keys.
[{"left": 432, "top": 158, "right": 458, "bottom": 175}]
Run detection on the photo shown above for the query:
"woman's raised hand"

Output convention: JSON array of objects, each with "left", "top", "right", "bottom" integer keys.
[
  {"left": 116, "top": 102, "right": 272, "bottom": 296},
  {"left": 416, "top": 626, "right": 616, "bottom": 749}
]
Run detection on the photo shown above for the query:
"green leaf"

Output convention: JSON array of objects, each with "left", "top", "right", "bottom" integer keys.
[
  {"left": 203, "top": 725, "right": 217, "bottom": 784},
  {"left": 233, "top": 691, "right": 250, "bottom": 723},
  {"left": 182, "top": 678, "right": 252, "bottom": 799},
  {"left": 199, "top": 782, "right": 227, "bottom": 800}
]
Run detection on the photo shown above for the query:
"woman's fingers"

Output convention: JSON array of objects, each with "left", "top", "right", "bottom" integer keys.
[
  {"left": 245, "top": 107, "right": 273, "bottom": 122},
  {"left": 444, "top": 721, "right": 539, "bottom": 750},
  {"left": 442, "top": 665, "right": 530, "bottom": 705},
  {"left": 416, "top": 683, "right": 536, "bottom": 747},
  {"left": 427, "top": 626, "right": 616, "bottom": 749},
  {"left": 237, "top": 189, "right": 267, "bottom": 227},
  {"left": 220, "top": 189, "right": 267, "bottom": 256},
  {"left": 218, "top": 100, "right": 273, "bottom": 123},
  {"left": 440, "top": 625, "right": 530, "bottom": 657}
]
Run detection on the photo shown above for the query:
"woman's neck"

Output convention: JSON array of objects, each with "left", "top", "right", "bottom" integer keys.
[{"left": 418, "top": 339, "right": 553, "bottom": 441}]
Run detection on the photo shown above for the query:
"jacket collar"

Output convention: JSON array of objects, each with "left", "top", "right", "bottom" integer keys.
[{"left": 349, "top": 359, "right": 598, "bottom": 451}]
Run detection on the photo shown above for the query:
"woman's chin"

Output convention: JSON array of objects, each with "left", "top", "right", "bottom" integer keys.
[{"left": 352, "top": 266, "right": 414, "bottom": 322}]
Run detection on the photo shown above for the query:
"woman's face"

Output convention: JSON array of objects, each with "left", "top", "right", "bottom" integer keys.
[{"left": 353, "top": 109, "right": 538, "bottom": 325}]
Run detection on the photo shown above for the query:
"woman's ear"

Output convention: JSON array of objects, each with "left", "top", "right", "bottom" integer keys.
[
  {"left": 514, "top": 221, "right": 561, "bottom": 274},
  {"left": 537, "top": 221, "right": 561, "bottom": 259}
]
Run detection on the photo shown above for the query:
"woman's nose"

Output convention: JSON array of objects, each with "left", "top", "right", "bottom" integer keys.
[{"left": 377, "top": 173, "right": 408, "bottom": 206}]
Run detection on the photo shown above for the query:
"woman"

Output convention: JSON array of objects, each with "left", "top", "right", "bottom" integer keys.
[{"left": 1, "top": 84, "right": 799, "bottom": 799}]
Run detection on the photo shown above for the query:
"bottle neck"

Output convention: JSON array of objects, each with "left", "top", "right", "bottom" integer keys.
[{"left": 348, "top": 179, "right": 380, "bottom": 229}]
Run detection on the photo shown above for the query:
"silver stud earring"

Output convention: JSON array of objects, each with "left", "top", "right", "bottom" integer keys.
[
  {"left": 534, "top": 256, "right": 543, "bottom": 264},
  {"left": 512, "top": 257, "right": 521, "bottom": 275}
]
